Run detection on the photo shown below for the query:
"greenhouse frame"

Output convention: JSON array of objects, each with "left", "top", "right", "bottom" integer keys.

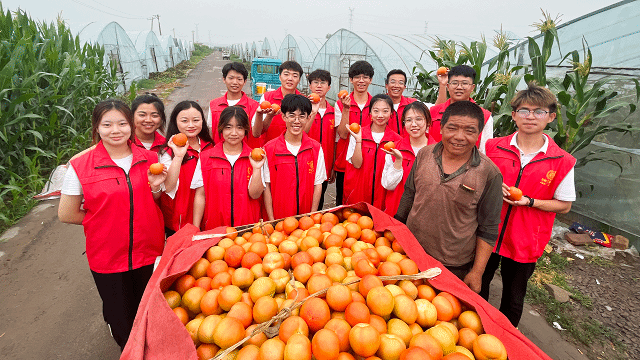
[
  {"left": 278, "top": 35, "right": 325, "bottom": 92},
  {"left": 129, "top": 31, "right": 169, "bottom": 76}
]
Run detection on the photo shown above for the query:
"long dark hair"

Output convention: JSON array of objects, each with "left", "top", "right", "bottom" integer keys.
[
  {"left": 218, "top": 106, "right": 249, "bottom": 137},
  {"left": 164, "top": 101, "right": 213, "bottom": 150},
  {"left": 91, "top": 99, "right": 134, "bottom": 144},
  {"left": 131, "top": 93, "right": 167, "bottom": 131}
]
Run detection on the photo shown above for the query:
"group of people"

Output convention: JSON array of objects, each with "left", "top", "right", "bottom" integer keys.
[{"left": 57, "top": 58, "right": 576, "bottom": 350}]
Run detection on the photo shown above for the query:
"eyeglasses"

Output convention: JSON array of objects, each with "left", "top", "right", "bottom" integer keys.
[
  {"left": 515, "top": 109, "right": 550, "bottom": 118},
  {"left": 284, "top": 113, "right": 308, "bottom": 121},
  {"left": 352, "top": 75, "right": 371, "bottom": 81},
  {"left": 310, "top": 80, "right": 328, "bottom": 85},
  {"left": 404, "top": 117, "right": 426, "bottom": 124},
  {"left": 388, "top": 80, "right": 405, "bottom": 86},
  {"left": 448, "top": 81, "right": 473, "bottom": 88}
]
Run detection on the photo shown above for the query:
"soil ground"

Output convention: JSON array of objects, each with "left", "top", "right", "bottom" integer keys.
[{"left": 0, "top": 51, "right": 621, "bottom": 359}]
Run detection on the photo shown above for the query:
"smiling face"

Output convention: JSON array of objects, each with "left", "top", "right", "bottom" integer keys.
[
  {"left": 350, "top": 74, "right": 372, "bottom": 95},
  {"left": 223, "top": 69, "right": 247, "bottom": 95},
  {"left": 447, "top": 75, "right": 475, "bottom": 103},
  {"left": 440, "top": 115, "right": 480, "bottom": 158},
  {"left": 280, "top": 69, "right": 301, "bottom": 92},
  {"left": 283, "top": 110, "right": 310, "bottom": 137},
  {"left": 403, "top": 108, "right": 428, "bottom": 139},
  {"left": 221, "top": 116, "right": 246, "bottom": 147},
  {"left": 512, "top": 102, "right": 555, "bottom": 135},
  {"left": 176, "top": 107, "right": 203, "bottom": 140},
  {"left": 134, "top": 103, "right": 163, "bottom": 138},
  {"left": 370, "top": 99, "right": 391, "bottom": 130},
  {"left": 98, "top": 109, "right": 132, "bottom": 148},
  {"left": 385, "top": 74, "right": 406, "bottom": 102}
]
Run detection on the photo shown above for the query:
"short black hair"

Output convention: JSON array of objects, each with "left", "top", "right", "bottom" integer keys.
[
  {"left": 281, "top": 94, "right": 312, "bottom": 115},
  {"left": 348, "top": 60, "right": 374, "bottom": 79},
  {"left": 402, "top": 101, "right": 431, "bottom": 128},
  {"left": 441, "top": 101, "right": 485, "bottom": 132},
  {"left": 386, "top": 69, "right": 406, "bottom": 84},
  {"left": 222, "top": 62, "right": 248, "bottom": 80},
  {"left": 307, "top": 69, "right": 331, "bottom": 85},
  {"left": 448, "top": 65, "right": 476, "bottom": 83},
  {"left": 369, "top": 94, "right": 394, "bottom": 114},
  {"left": 279, "top": 61, "right": 303, "bottom": 76},
  {"left": 131, "top": 94, "right": 166, "bottom": 130}
]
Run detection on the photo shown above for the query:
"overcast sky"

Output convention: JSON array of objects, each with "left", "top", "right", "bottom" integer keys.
[{"left": 7, "top": 0, "right": 613, "bottom": 46}]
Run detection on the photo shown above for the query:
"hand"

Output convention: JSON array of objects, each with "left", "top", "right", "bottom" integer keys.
[
  {"left": 147, "top": 165, "right": 167, "bottom": 189},
  {"left": 340, "top": 94, "right": 351, "bottom": 108},
  {"left": 168, "top": 135, "right": 188, "bottom": 158},
  {"left": 256, "top": 106, "right": 275, "bottom": 116},
  {"left": 501, "top": 183, "right": 529, "bottom": 206},
  {"left": 249, "top": 150, "right": 266, "bottom": 169},
  {"left": 311, "top": 100, "right": 321, "bottom": 114},
  {"left": 383, "top": 148, "right": 403, "bottom": 163},
  {"left": 328, "top": 169, "right": 336, "bottom": 184},
  {"left": 463, "top": 269, "right": 483, "bottom": 293},
  {"left": 347, "top": 126, "right": 362, "bottom": 143},
  {"left": 437, "top": 72, "right": 449, "bottom": 87}
]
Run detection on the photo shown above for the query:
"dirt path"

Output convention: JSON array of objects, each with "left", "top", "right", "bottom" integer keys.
[{"left": 0, "top": 50, "right": 586, "bottom": 360}]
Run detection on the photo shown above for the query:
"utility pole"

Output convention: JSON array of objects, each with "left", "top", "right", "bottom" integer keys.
[
  {"left": 349, "top": 8, "right": 354, "bottom": 31},
  {"left": 156, "top": 14, "right": 162, "bottom": 35},
  {"left": 149, "top": 16, "right": 154, "bottom": 31},
  {"left": 192, "top": 30, "right": 195, "bottom": 44},
  {"left": 195, "top": 24, "right": 199, "bottom": 43},
  {"left": 172, "top": 28, "right": 176, "bottom": 38}
]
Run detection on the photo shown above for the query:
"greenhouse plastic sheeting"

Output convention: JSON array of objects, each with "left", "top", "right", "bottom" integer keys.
[
  {"left": 278, "top": 35, "right": 325, "bottom": 91},
  {"left": 129, "top": 31, "right": 168, "bottom": 75},
  {"left": 159, "top": 35, "right": 180, "bottom": 69}
]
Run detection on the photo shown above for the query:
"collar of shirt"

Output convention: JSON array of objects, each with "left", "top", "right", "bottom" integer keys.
[
  {"left": 432, "top": 142, "right": 481, "bottom": 182},
  {"left": 510, "top": 132, "right": 549, "bottom": 156}
]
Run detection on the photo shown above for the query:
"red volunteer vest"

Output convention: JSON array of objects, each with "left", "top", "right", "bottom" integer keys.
[
  {"left": 160, "top": 140, "right": 212, "bottom": 231},
  {"left": 263, "top": 87, "right": 302, "bottom": 143},
  {"left": 209, "top": 91, "right": 261, "bottom": 147},
  {"left": 200, "top": 143, "right": 261, "bottom": 229},
  {"left": 344, "top": 126, "right": 402, "bottom": 209},
  {"left": 334, "top": 93, "right": 372, "bottom": 172},
  {"left": 134, "top": 132, "right": 166, "bottom": 153},
  {"left": 264, "top": 133, "right": 321, "bottom": 219},
  {"left": 383, "top": 137, "right": 418, "bottom": 216},
  {"left": 70, "top": 141, "right": 165, "bottom": 273},
  {"left": 427, "top": 99, "right": 491, "bottom": 146},
  {"left": 308, "top": 101, "right": 336, "bottom": 178},
  {"left": 389, "top": 96, "right": 417, "bottom": 138},
  {"left": 486, "top": 134, "right": 575, "bottom": 263}
]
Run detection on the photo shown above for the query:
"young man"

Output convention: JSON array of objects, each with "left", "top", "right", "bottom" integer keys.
[
  {"left": 253, "top": 61, "right": 303, "bottom": 143},
  {"left": 262, "top": 94, "right": 326, "bottom": 220},
  {"left": 209, "top": 62, "right": 260, "bottom": 146},
  {"left": 334, "top": 60, "right": 374, "bottom": 205},
  {"left": 428, "top": 65, "right": 493, "bottom": 153},
  {"left": 480, "top": 84, "right": 576, "bottom": 327},
  {"left": 395, "top": 101, "right": 503, "bottom": 293},
  {"left": 304, "top": 69, "right": 336, "bottom": 210},
  {"left": 386, "top": 69, "right": 448, "bottom": 138}
]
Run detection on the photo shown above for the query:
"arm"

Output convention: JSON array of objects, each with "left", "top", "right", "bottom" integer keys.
[
  {"left": 304, "top": 100, "right": 320, "bottom": 133},
  {"left": 381, "top": 152, "right": 404, "bottom": 190},
  {"left": 502, "top": 183, "right": 573, "bottom": 214},
  {"left": 148, "top": 167, "right": 167, "bottom": 200},
  {"left": 263, "top": 183, "right": 274, "bottom": 221},
  {"left": 192, "top": 186, "right": 205, "bottom": 227},
  {"left": 163, "top": 136, "right": 187, "bottom": 194},
  {"left": 311, "top": 184, "right": 322, "bottom": 212},
  {"left": 248, "top": 155, "right": 266, "bottom": 199},
  {"left": 58, "top": 194, "right": 85, "bottom": 224},
  {"left": 336, "top": 95, "right": 352, "bottom": 139},
  {"left": 393, "top": 160, "right": 417, "bottom": 223},
  {"left": 434, "top": 73, "right": 448, "bottom": 105},
  {"left": 347, "top": 128, "right": 363, "bottom": 169},
  {"left": 463, "top": 238, "right": 493, "bottom": 293}
]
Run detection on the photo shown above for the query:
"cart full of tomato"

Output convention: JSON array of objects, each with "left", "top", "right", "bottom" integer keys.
[{"left": 163, "top": 208, "right": 509, "bottom": 360}]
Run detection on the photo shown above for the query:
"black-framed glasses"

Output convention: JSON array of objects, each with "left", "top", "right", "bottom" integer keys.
[
  {"left": 515, "top": 109, "right": 549, "bottom": 118},
  {"left": 448, "top": 81, "right": 473, "bottom": 88}
]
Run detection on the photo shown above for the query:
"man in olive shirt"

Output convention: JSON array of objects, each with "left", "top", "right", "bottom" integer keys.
[{"left": 394, "top": 101, "right": 503, "bottom": 293}]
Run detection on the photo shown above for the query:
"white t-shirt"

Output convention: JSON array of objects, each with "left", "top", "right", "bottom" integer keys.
[
  {"left": 335, "top": 101, "right": 366, "bottom": 142},
  {"left": 261, "top": 141, "right": 327, "bottom": 186},
  {"left": 380, "top": 143, "right": 427, "bottom": 190},
  {"left": 61, "top": 155, "right": 133, "bottom": 196},
  {"left": 478, "top": 115, "right": 494, "bottom": 155},
  {"left": 139, "top": 141, "right": 153, "bottom": 150},
  {"left": 190, "top": 153, "right": 243, "bottom": 189},
  {"left": 346, "top": 131, "right": 384, "bottom": 163},
  {"left": 511, "top": 133, "right": 576, "bottom": 202},
  {"left": 207, "top": 97, "right": 241, "bottom": 132},
  {"left": 318, "top": 108, "right": 327, "bottom": 117}
]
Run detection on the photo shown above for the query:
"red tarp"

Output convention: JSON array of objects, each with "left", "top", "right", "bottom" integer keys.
[{"left": 121, "top": 202, "right": 551, "bottom": 360}]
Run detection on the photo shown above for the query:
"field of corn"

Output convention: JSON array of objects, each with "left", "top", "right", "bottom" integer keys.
[{"left": 0, "top": 5, "right": 119, "bottom": 232}]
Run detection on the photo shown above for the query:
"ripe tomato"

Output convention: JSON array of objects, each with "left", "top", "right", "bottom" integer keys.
[
  {"left": 271, "top": 103, "right": 281, "bottom": 113},
  {"left": 349, "top": 123, "right": 360, "bottom": 134},
  {"left": 383, "top": 142, "right": 395, "bottom": 151},
  {"left": 436, "top": 67, "right": 448, "bottom": 76},
  {"left": 251, "top": 148, "right": 265, "bottom": 161},
  {"left": 173, "top": 133, "right": 188, "bottom": 147},
  {"left": 149, "top": 163, "right": 164, "bottom": 175},
  {"left": 338, "top": 90, "right": 349, "bottom": 99},
  {"left": 260, "top": 101, "right": 271, "bottom": 110},
  {"left": 508, "top": 186, "right": 523, "bottom": 201}
]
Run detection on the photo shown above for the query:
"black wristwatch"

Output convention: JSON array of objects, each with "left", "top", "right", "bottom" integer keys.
[{"left": 526, "top": 196, "right": 535, "bottom": 207}]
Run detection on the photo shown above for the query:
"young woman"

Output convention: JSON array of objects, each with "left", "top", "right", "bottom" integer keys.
[
  {"left": 192, "top": 106, "right": 265, "bottom": 230},
  {"left": 58, "top": 99, "right": 166, "bottom": 351},
  {"left": 132, "top": 94, "right": 166, "bottom": 152},
  {"left": 382, "top": 101, "right": 431, "bottom": 216},
  {"left": 160, "top": 101, "right": 213, "bottom": 236},
  {"left": 344, "top": 94, "right": 402, "bottom": 210}
]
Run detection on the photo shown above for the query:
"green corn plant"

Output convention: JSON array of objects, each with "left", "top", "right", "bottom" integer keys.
[{"left": 0, "top": 5, "right": 118, "bottom": 231}]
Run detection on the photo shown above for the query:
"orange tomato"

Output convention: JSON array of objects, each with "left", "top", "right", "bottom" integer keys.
[
  {"left": 383, "top": 142, "right": 395, "bottom": 151},
  {"left": 508, "top": 186, "right": 523, "bottom": 201},
  {"left": 149, "top": 162, "right": 164, "bottom": 175},
  {"left": 251, "top": 148, "right": 265, "bottom": 161},
  {"left": 260, "top": 101, "right": 272, "bottom": 110},
  {"left": 436, "top": 67, "right": 448, "bottom": 76},
  {"left": 349, "top": 123, "right": 361, "bottom": 134}
]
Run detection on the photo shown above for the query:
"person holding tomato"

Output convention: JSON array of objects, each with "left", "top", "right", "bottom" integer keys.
[
  {"left": 160, "top": 101, "right": 214, "bottom": 236},
  {"left": 252, "top": 61, "right": 304, "bottom": 143},
  {"left": 480, "top": 84, "right": 576, "bottom": 327},
  {"left": 58, "top": 99, "right": 166, "bottom": 351},
  {"left": 344, "top": 94, "right": 402, "bottom": 210},
  {"left": 381, "top": 101, "right": 431, "bottom": 216},
  {"left": 192, "top": 106, "right": 265, "bottom": 230}
]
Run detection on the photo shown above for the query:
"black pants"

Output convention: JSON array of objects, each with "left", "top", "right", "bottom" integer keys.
[
  {"left": 335, "top": 171, "right": 344, "bottom": 206},
  {"left": 445, "top": 261, "right": 474, "bottom": 281},
  {"left": 480, "top": 253, "right": 536, "bottom": 327},
  {"left": 91, "top": 264, "right": 154, "bottom": 351},
  {"left": 317, "top": 180, "right": 329, "bottom": 211}
]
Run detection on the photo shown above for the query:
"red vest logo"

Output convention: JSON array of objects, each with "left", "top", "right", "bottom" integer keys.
[
  {"left": 307, "top": 160, "right": 314, "bottom": 174},
  {"left": 247, "top": 167, "right": 252, "bottom": 181},
  {"left": 540, "top": 170, "right": 556, "bottom": 186}
]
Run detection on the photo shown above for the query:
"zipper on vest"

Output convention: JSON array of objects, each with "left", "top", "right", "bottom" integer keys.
[
  {"left": 116, "top": 178, "right": 120, "bottom": 185},
  {"left": 372, "top": 143, "right": 381, "bottom": 204},
  {"left": 125, "top": 171, "right": 135, "bottom": 271},
  {"left": 230, "top": 164, "right": 235, "bottom": 226},
  {"left": 494, "top": 147, "right": 564, "bottom": 253},
  {"left": 319, "top": 114, "right": 324, "bottom": 144},
  {"left": 295, "top": 155, "right": 300, "bottom": 215}
]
